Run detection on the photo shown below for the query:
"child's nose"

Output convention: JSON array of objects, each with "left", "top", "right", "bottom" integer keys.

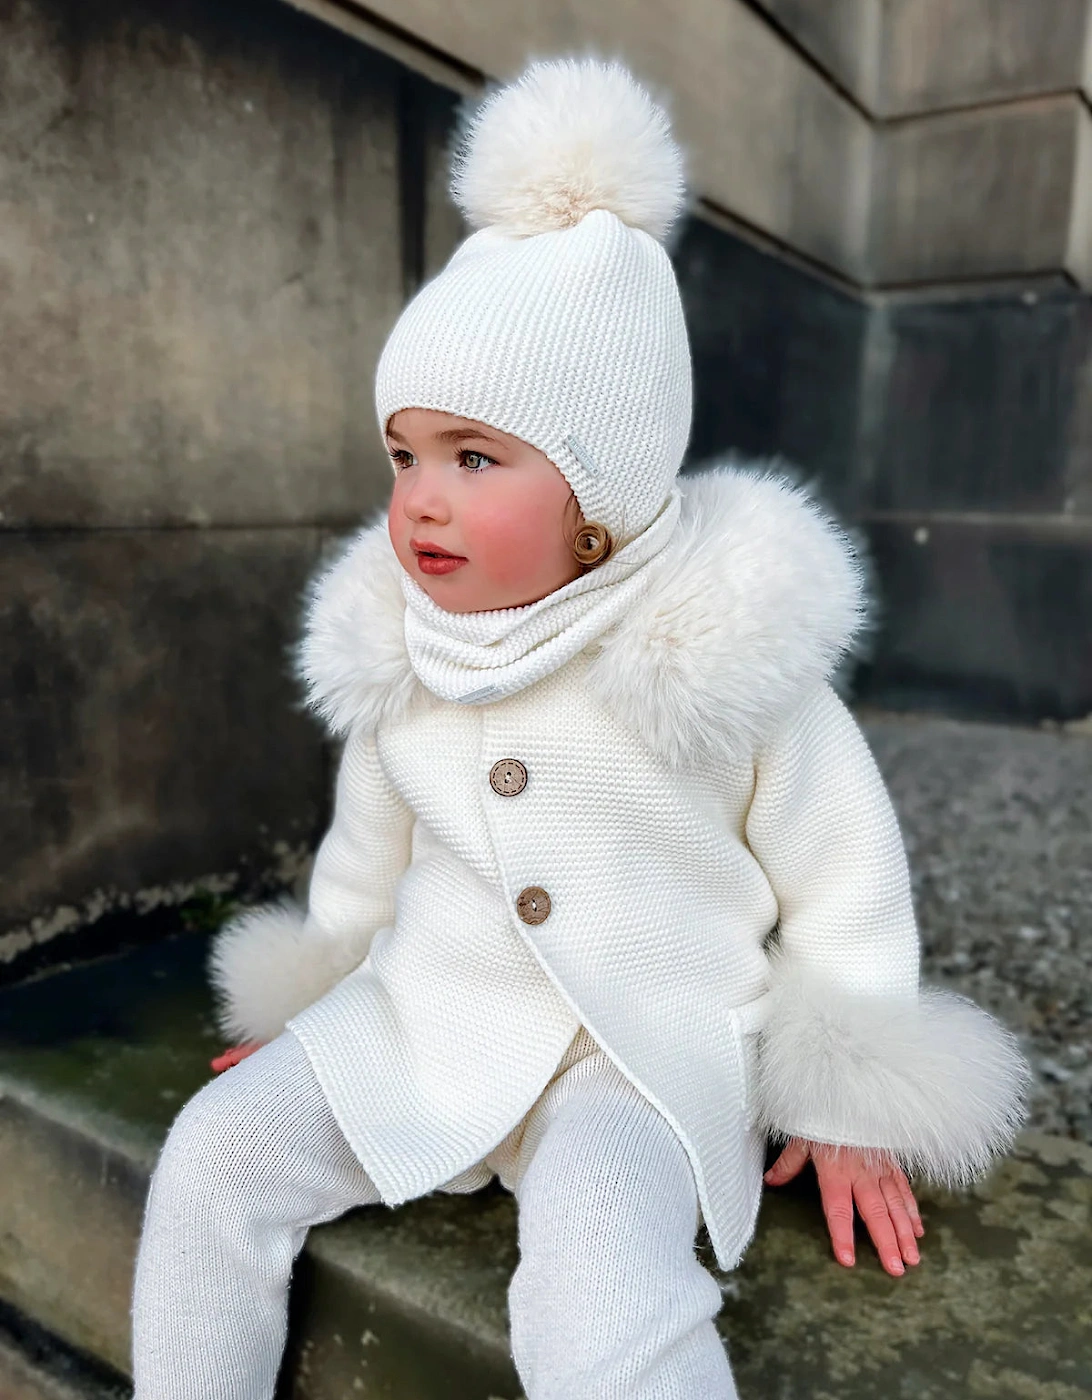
[{"left": 401, "top": 466, "right": 452, "bottom": 524}]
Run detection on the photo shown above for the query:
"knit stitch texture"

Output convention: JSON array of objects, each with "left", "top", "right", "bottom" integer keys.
[
  {"left": 132, "top": 1027, "right": 740, "bottom": 1399},
  {"left": 211, "top": 464, "right": 1030, "bottom": 1271}
]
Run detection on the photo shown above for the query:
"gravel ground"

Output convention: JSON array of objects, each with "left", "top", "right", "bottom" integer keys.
[{"left": 859, "top": 706, "right": 1092, "bottom": 1145}]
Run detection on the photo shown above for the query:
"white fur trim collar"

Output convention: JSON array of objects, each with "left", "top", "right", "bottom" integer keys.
[{"left": 296, "top": 459, "right": 868, "bottom": 765}]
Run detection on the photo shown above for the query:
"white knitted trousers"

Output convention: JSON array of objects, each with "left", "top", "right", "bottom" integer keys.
[{"left": 130, "top": 1031, "right": 738, "bottom": 1400}]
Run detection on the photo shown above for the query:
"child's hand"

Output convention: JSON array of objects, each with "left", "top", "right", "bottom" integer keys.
[
  {"left": 764, "top": 1137, "right": 924, "bottom": 1277},
  {"left": 210, "top": 1042, "right": 264, "bottom": 1073}
]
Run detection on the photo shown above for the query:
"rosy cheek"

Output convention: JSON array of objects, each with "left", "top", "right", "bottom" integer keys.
[
  {"left": 465, "top": 490, "right": 566, "bottom": 587},
  {"left": 480, "top": 530, "right": 541, "bottom": 587}
]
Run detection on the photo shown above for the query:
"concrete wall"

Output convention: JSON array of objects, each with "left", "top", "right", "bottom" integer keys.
[
  {"left": 319, "top": 0, "right": 1092, "bottom": 292},
  {"left": 870, "top": 97, "right": 1092, "bottom": 287},
  {"left": 853, "top": 284, "right": 1092, "bottom": 722},
  {"left": 0, "top": 0, "right": 418, "bottom": 954},
  {"left": 676, "top": 217, "right": 866, "bottom": 515},
  {"left": 3, "top": 0, "right": 863, "bottom": 965},
  {"left": 304, "top": 0, "right": 874, "bottom": 280},
  {"left": 761, "top": 0, "right": 1091, "bottom": 116},
  {"left": 0, "top": 0, "right": 403, "bottom": 530},
  {"left": 6, "top": 0, "right": 1092, "bottom": 967},
  {"left": 708, "top": 0, "right": 1092, "bottom": 724},
  {"left": 676, "top": 217, "right": 1092, "bottom": 726},
  {"left": 755, "top": 0, "right": 1092, "bottom": 287}
]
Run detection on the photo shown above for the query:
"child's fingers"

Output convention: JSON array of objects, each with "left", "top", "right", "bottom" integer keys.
[
  {"left": 210, "top": 1042, "right": 262, "bottom": 1073},
  {"left": 852, "top": 1179, "right": 906, "bottom": 1276},
  {"left": 894, "top": 1168, "right": 925, "bottom": 1237},
  {"left": 900, "top": 1177, "right": 924, "bottom": 1237},
  {"left": 763, "top": 1137, "right": 810, "bottom": 1187},
  {"left": 879, "top": 1175, "right": 920, "bottom": 1266},
  {"left": 818, "top": 1174, "right": 857, "bottom": 1266}
]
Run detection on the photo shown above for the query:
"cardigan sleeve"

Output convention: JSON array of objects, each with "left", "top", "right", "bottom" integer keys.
[
  {"left": 207, "top": 724, "right": 414, "bottom": 1044},
  {"left": 744, "top": 680, "right": 1030, "bottom": 1185}
]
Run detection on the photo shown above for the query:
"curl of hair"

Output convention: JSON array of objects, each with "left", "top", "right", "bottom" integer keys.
[
  {"left": 573, "top": 521, "right": 614, "bottom": 567},
  {"left": 564, "top": 495, "right": 615, "bottom": 569}
]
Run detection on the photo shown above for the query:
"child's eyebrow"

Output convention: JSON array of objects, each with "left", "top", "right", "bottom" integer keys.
[
  {"left": 386, "top": 426, "right": 506, "bottom": 448},
  {"left": 434, "top": 428, "right": 506, "bottom": 447}
]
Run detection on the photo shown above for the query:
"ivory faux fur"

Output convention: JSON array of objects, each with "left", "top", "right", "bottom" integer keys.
[
  {"left": 295, "top": 524, "right": 418, "bottom": 741},
  {"left": 756, "top": 949, "right": 1032, "bottom": 1185},
  {"left": 585, "top": 462, "right": 868, "bottom": 767},
  {"left": 208, "top": 897, "right": 368, "bottom": 1046},
  {"left": 219, "top": 457, "right": 865, "bottom": 1044},
  {"left": 297, "top": 460, "right": 867, "bottom": 767},
  {"left": 451, "top": 58, "right": 687, "bottom": 241}
]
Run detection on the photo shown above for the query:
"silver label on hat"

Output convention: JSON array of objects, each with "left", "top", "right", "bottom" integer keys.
[{"left": 565, "top": 434, "right": 600, "bottom": 475}]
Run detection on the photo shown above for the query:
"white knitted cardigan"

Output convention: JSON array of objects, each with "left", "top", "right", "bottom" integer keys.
[{"left": 210, "top": 461, "right": 1030, "bottom": 1269}]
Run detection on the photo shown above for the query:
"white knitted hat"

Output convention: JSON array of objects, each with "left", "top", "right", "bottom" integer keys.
[{"left": 375, "top": 57, "right": 693, "bottom": 542}]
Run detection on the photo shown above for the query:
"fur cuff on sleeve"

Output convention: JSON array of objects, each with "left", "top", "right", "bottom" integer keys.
[
  {"left": 754, "top": 955, "right": 1033, "bottom": 1186},
  {"left": 207, "top": 897, "right": 373, "bottom": 1044}
]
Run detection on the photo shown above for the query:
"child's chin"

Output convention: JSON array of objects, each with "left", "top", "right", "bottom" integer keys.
[{"left": 420, "top": 578, "right": 479, "bottom": 612}]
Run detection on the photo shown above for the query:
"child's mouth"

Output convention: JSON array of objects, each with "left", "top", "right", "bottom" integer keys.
[{"left": 414, "top": 548, "right": 467, "bottom": 575}]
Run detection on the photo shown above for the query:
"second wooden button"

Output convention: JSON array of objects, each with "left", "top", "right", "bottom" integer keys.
[
  {"left": 489, "top": 758, "right": 528, "bottom": 795},
  {"left": 516, "top": 886, "right": 551, "bottom": 924}
]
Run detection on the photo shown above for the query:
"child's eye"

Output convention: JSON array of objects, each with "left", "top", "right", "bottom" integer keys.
[
  {"left": 387, "top": 448, "right": 415, "bottom": 470},
  {"left": 459, "top": 449, "right": 496, "bottom": 473}
]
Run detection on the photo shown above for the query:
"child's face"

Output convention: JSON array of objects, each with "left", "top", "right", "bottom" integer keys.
[{"left": 386, "top": 408, "right": 583, "bottom": 612}]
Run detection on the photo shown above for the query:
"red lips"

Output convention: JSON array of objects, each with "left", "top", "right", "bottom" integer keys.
[{"left": 410, "top": 538, "right": 464, "bottom": 559}]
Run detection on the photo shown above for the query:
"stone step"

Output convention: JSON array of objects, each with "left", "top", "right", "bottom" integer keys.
[
  {"left": 0, "top": 1337, "right": 102, "bottom": 1400},
  {"left": 0, "top": 1305, "right": 129, "bottom": 1400},
  {"left": 0, "top": 929, "right": 1090, "bottom": 1399}
]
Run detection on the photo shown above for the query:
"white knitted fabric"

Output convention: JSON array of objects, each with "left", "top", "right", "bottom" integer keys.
[
  {"left": 210, "top": 465, "right": 1030, "bottom": 1271},
  {"left": 505, "top": 1046, "right": 738, "bottom": 1398},
  {"left": 131, "top": 1028, "right": 739, "bottom": 1399},
  {"left": 280, "top": 651, "right": 771, "bottom": 1267},
  {"left": 375, "top": 59, "right": 693, "bottom": 541},
  {"left": 131, "top": 1032, "right": 382, "bottom": 1400},
  {"left": 399, "top": 487, "right": 681, "bottom": 704}
]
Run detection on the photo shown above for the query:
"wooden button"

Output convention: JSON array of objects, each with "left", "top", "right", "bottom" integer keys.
[
  {"left": 516, "top": 886, "right": 551, "bottom": 925},
  {"left": 489, "top": 758, "right": 528, "bottom": 796}
]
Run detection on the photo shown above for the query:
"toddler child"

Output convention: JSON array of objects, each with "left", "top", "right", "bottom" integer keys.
[{"left": 130, "top": 56, "right": 1031, "bottom": 1400}]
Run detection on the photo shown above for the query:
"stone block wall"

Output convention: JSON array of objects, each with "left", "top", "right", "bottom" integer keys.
[
  {"left": 853, "top": 284, "right": 1092, "bottom": 721},
  {"left": 762, "top": 0, "right": 1091, "bottom": 117},
  {"left": 0, "top": 0, "right": 424, "bottom": 962},
  {"left": 5, "top": 0, "right": 1092, "bottom": 967},
  {"left": 751, "top": 0, "right": 1092, "bottom": 723},
  {"left": 675, "top": 217, "right": 867, "bottom": 515}
]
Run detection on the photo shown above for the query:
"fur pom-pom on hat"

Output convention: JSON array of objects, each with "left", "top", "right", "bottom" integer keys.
[{"left": 451, "top": 57, "right": 687, "bottom": 241}]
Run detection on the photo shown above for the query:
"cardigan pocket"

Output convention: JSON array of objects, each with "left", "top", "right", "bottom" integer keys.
[{"left": 729, "top": 991, "right": 772, "bottom": 1129}]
